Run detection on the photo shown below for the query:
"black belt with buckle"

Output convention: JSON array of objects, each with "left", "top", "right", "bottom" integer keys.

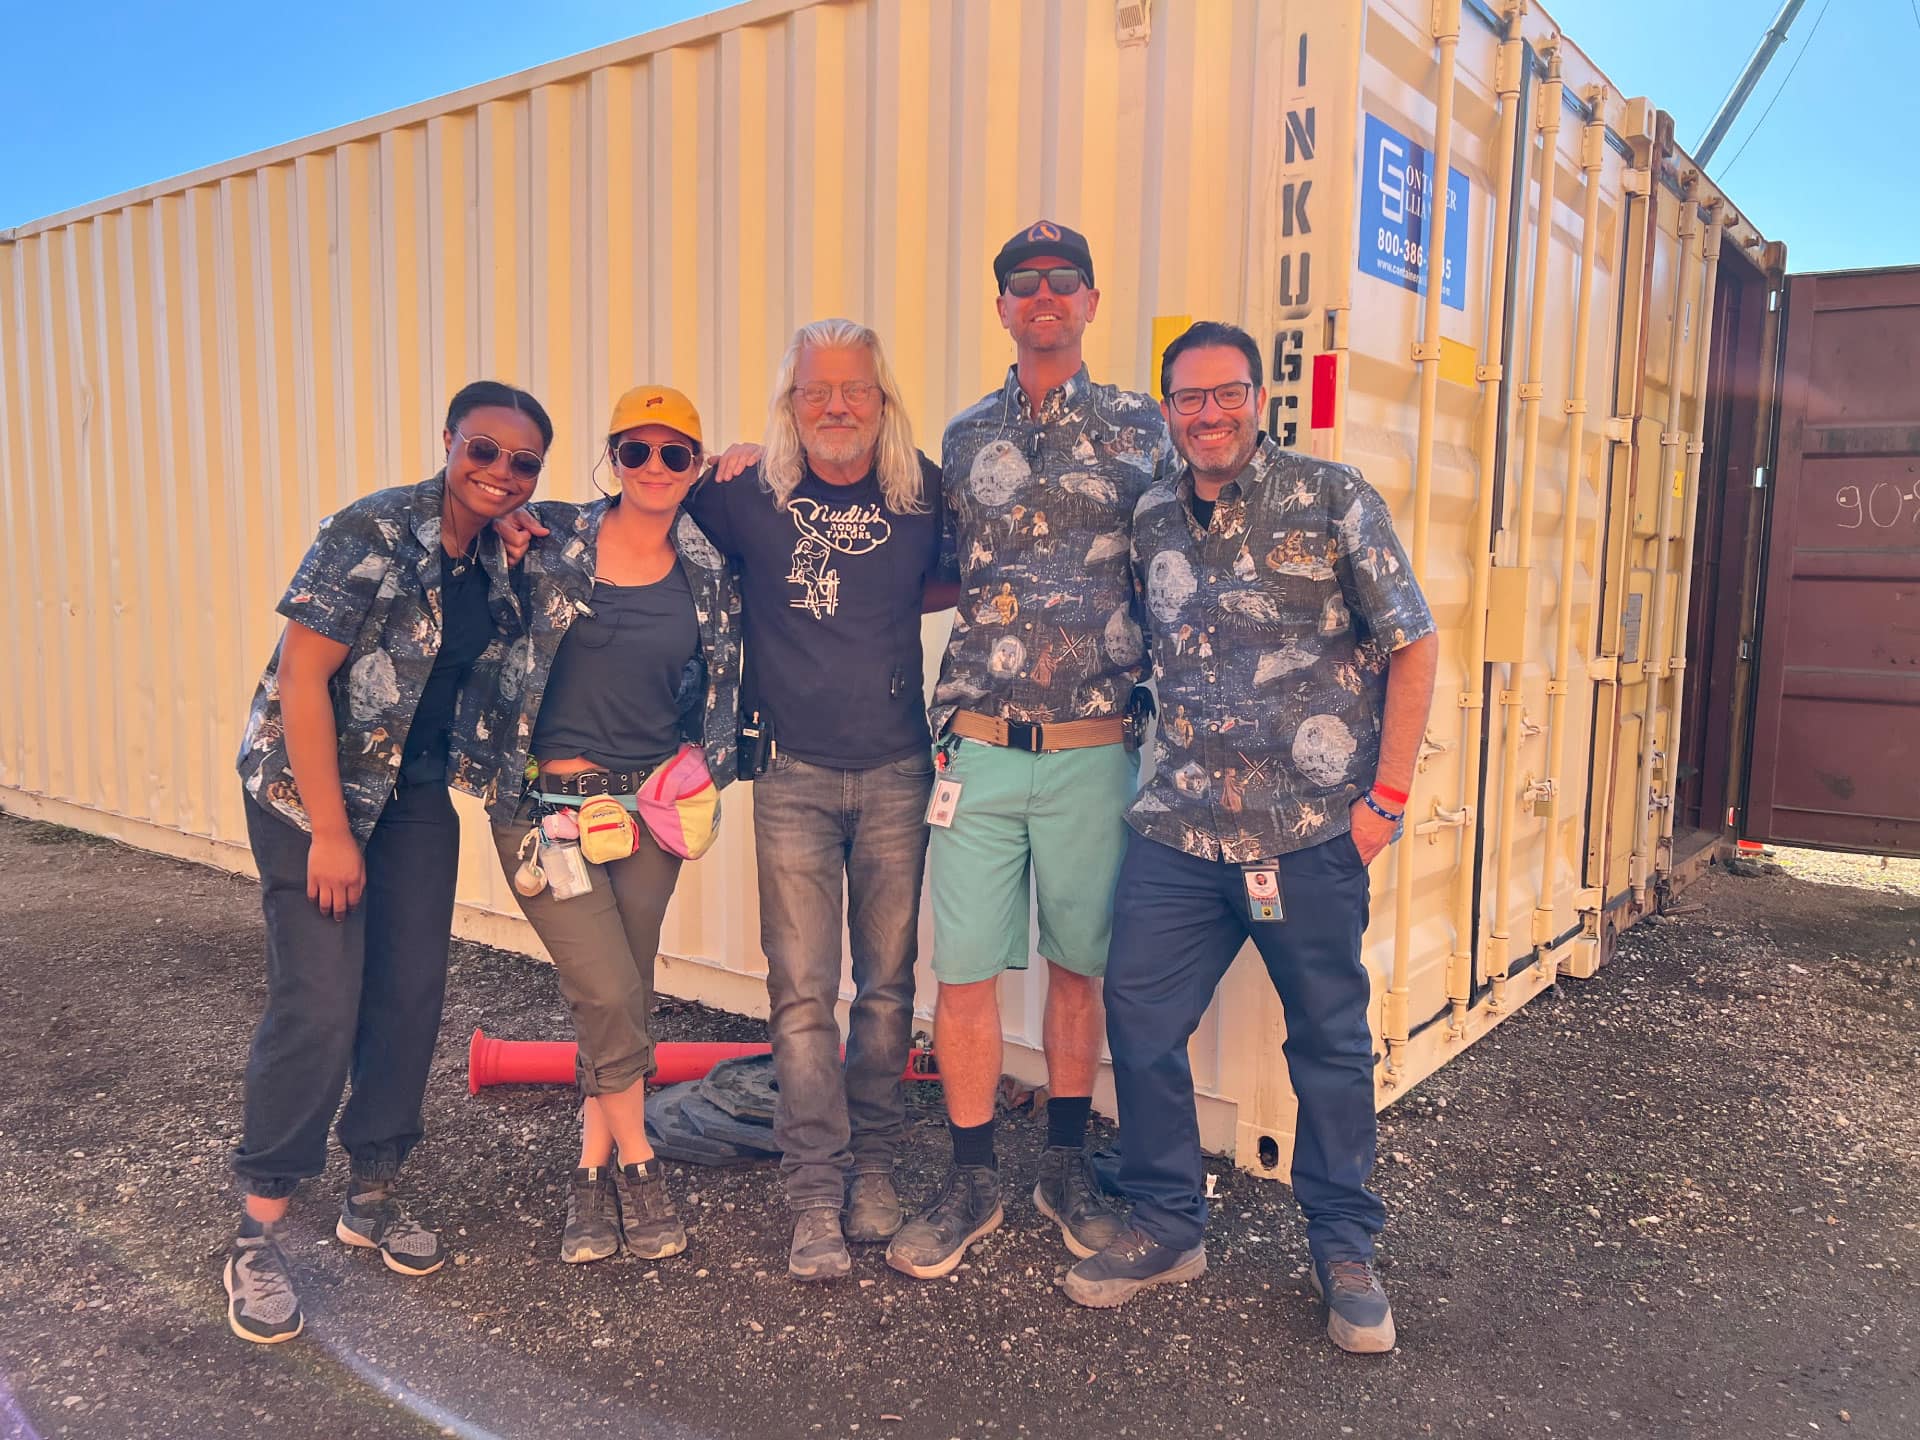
[{"left": 539, "top": 765, "right": 654, "bottom": 798}]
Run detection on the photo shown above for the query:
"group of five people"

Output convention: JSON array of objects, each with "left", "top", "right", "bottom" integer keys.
[{"left": 222, "top": 221, "right": 1438, "bottom": 1358}]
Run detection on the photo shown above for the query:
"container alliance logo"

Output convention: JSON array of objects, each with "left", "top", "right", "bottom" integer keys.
[{"left": 1359, "top": 113, "right": 1468, "bottom": 311}]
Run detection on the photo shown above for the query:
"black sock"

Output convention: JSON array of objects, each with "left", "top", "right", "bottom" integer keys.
[
  {"left": 237, "top": 1213, "right": 268, "bottom": 1239},
  {"left": 950, "top": 1118, "right": 997, "bottom": 1169},
  {"left": 1047, "top": 1095, "right": 1092, "bottom": 1150}
]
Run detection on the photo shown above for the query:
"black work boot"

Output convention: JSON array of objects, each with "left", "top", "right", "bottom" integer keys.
[
  {"left": 1032, "top": 1145, "right": 1127, "bottom": 1258},
  {"left": 884, "top": 1165, "right": 1003, "bottom": 1279}
]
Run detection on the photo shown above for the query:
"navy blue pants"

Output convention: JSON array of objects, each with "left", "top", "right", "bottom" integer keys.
[
  {"left": 1104, "top": 827, "right": 1384, "bottom": 1259},
  {"left": 232, "top": 781, "right": 460, "bottom": 1199}
]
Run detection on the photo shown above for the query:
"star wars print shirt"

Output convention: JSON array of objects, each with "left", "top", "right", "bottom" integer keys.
[
  {"left": 931, "top": 366, "right": 1171, "bottom": 737},
  {"left": 237, "top": 474, "right": 528, "bottom": 839},
  {"left": 1128, "top": 434, "right": 1435, "bottom": 863}
]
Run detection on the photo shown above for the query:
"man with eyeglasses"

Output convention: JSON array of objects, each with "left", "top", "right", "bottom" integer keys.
[
  {"left": 687, "top": 319, "right": 956, "bottom": 1283},
  {"left": 885, "top": 221, "right": 1170, "bottom": 1282},
  {"left": 1060, "top": 322, "right": 1438, "bottom": 1357}
]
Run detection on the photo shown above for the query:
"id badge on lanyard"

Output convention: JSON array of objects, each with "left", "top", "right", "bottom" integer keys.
[{"left": 1241, "top": 863, "right": 1283, "bottom": 923}]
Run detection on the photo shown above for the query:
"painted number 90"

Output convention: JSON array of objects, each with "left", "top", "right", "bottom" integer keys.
[{"left": 1835, "top": 480, "right": 1920, "bottom": 530}]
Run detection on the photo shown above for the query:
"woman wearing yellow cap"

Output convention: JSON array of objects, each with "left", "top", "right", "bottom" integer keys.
[{"left": 488, "top": 385, "right": 740, "bottom": 1266}]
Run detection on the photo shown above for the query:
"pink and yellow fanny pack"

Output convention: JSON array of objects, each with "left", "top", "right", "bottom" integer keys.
[{"left": 631, "top": 745, "right": 721, "bottom": 860}]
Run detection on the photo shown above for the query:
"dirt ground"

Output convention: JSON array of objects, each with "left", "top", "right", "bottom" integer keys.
[{"left": 0, "top": 813, "right": 1914, "bottom": 1440}]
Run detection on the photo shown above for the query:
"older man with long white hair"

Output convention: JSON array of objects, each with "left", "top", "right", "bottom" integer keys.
[{"left": 693, "top": 319, "right": 956, "bottom": 1281}]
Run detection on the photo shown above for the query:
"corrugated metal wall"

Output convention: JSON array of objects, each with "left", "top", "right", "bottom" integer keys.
[{"left": 0, "top": 0, "right": 1773, "bottom": 1169}]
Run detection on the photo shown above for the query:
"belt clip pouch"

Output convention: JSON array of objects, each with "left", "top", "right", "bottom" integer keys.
[
  {"left": 541, "top": 837, "right": 593, "bottom": 899},
  {"left": 575, "top": 795, "right": 642, "bottom": 865},
  {"left": 738, "top": 709, "right": 774, "bottom": 779}
]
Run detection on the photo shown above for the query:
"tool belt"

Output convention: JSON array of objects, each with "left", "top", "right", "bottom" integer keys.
[
  {"left": 537, "top": 764, "right": 655, "bottom": 798},
  {"left": 946, "top": 709, "right": 1127, "bottom": 753}
]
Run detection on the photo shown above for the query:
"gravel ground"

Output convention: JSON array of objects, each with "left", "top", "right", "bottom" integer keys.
[{"left": 0, "top": 813, "right": 1915, "bottom": 1440}]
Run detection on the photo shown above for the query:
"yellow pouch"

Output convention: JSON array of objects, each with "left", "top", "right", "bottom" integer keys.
[{"left": 575, "top": 794, "right": 641, "bottom": 865}]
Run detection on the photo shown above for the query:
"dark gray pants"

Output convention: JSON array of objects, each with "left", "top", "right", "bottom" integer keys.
[
  {"left": 232, "top": 782, "right": 459, "bottom": 1200},
  {"left": 752, "top": 753, "right": 932, "bottom": 1210}
]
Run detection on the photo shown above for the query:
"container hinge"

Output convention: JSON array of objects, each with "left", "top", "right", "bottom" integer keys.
[
  {"left": 1623, "top": 168, "right": 1652, "bottom": 197},
  {"left": 1604, "top": 416, "right": 1633, "bottom": 443},
  {"left": 1587, "top": 655, "right": 1618, "bottom": 683},
  {"left": 1114, "top": 0, "right": 1152, "bottom": 46},
  {"left": 1739, "top": 639, "right": 1752, "bottom": 662},
  {"left": 1753, "top": 466, "right": 1767, "bottom": 489}
]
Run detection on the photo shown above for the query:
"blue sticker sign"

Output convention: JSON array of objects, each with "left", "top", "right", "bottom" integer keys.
[{"left": 1358, "top": 113, "right": 1468, "bottom": 311}]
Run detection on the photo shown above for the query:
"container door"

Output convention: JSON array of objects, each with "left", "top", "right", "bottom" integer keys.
[{"left": 1744, "top": 267, "right": 1920, "bottom": 856}]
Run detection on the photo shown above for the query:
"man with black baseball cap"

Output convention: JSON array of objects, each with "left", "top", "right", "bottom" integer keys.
[
  {"left": 990, "top": 219, "right": 1096, "bottom": 294},
  {"left": 886, "top": 221, "right": 1169, "bottom": 1282}
]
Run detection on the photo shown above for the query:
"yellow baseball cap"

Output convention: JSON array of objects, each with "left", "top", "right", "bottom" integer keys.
[{"left": 606, "top": 385, "right": 703, "bottom": 447}]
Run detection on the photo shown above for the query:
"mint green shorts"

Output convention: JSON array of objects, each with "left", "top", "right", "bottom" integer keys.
[{"left": 927, "top": 738, "right": 1139, "bottom": 984}]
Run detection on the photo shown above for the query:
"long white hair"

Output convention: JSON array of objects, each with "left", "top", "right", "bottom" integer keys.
[{"left": 760, "top": 318, "right": 928, "bottom": 514}]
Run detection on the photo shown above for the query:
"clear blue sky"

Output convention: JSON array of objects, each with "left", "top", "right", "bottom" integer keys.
[{"left": 1, "top": 0, "right": 1912, "bottom": 273}]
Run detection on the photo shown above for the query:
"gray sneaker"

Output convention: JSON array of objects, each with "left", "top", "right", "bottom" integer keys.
[
  {"left": 1062, "top": 1226, "right": 1207, "bottom": 1309},
  {"left": 561, "top": 1166, "right": 620, "bottom": 1264},
  {"left": 614, "top": 1160, "right": 687, "bottom": 1259},
  {"left": 885, "top": 1165, "right": 1003, "bottom": 1280},
  {"left": 789, "top": 1207, "right": 852, "bottom": 1282},
  {"left": 844, "top": 1171, "right": 904, "bottom": 1243},
  {"left": 336, "top": 1179, "right": 446, "bottom": 1276},
  {"left": 1032, "top": 1145, "right": 1126, "bottom": 1259},
  {"left": 1311, "top": 1257, "right": 1398, "bottom": 1354},
  {"left": 223, "top": 1231, "right": 303, "bottom": 1344}
]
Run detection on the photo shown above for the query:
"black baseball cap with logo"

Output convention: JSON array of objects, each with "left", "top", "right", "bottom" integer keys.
[{"left": 993, "top": 220, "right": 1096, "bottom": 292}]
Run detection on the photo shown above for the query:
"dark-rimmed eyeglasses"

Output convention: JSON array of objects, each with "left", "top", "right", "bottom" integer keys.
[
  {"left": 790, "top": 380, "right": 882, "bottom": 409},
  {"left": 611, "top": 439, "right": 698, "bottom": 473},
  {"left": 457, "top": 429, "right": 545, "bottom": 481},
  {"left": 1166, "top": 382, "right": 1255, "bottom": 415},
  {"left": 1003, "top": 266, "right": 1088, "bottom": 298}
]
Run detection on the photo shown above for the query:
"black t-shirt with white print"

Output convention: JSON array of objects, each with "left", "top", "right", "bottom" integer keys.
[{"left": 687, "top": 454, "right": 944, "bottom": 770}]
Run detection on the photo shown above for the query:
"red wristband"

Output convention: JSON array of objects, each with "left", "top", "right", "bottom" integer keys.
[{"left": 1371, "top": 781, "right": 1409, "bottom": 806}]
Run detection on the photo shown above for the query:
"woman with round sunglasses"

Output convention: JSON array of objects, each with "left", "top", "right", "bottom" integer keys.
[
  {"left": 226, "top": 381, "right": 554, "bottom": 1344},
  {"left": 488, "top": 385, "right": 740, "bottom": 1268}
]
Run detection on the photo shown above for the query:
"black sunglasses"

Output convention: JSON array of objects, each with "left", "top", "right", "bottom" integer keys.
[
  {"left": 611, "top": 439, "right": 698, "bottom": 474},
  {"left": 1003, "top": 266, "right": 1087, "bottom": 298},
  {"left": 456, "top": 429, "right": 545, "bottom": 481}
]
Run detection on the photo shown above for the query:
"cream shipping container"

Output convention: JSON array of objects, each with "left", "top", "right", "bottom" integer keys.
[{"left": 0, "top": 0, "right": 1794, "bottom": 1178}]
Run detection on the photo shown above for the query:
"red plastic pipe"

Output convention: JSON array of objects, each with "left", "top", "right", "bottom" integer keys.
[{"left": 467, "top": 1027, "right": 940, "bottom": 1094}]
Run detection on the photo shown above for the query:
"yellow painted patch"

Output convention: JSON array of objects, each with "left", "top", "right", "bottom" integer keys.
[
  {"left": 1439, "top": 336, "right": 1478, "bottom": 387},
  {"left": 1150, "top": 314, "right": 1194, "bottom": 398}
]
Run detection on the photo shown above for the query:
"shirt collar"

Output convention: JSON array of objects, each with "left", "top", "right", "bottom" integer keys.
[
  {"left": 1001, "top": 363, "right": 1092, "bottom": 425},
  {"left": 410, "top": 473, "right": 448, "bottom": 554}
]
